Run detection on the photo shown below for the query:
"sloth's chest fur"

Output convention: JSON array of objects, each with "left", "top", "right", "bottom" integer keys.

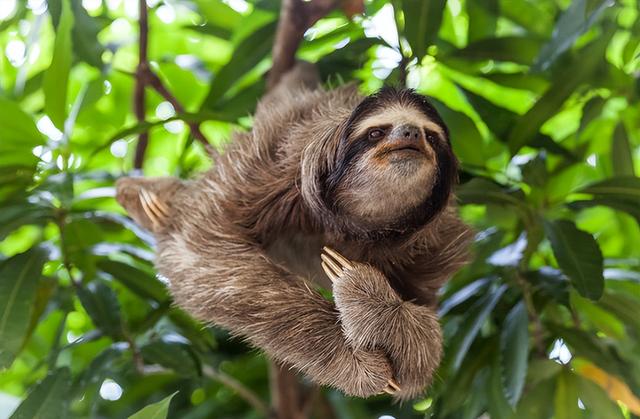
[{"left": 264, "top": 233, "right": 332, "bottom": 289}]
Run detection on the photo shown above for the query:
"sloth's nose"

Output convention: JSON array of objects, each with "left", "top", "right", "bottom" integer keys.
[{"left": 390, "top": 124, "right": 423, "bottom": 142}]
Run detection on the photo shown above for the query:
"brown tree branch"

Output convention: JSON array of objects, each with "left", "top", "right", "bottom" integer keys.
[
  {"left": 133, "top": 0, "right": 212, "bottom": 169},
  {"left": 267, "top": 0, "right": 341, "bottom": 89}
]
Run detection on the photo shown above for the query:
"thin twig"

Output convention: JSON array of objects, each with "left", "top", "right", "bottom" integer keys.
[
  {"left": 133, "top": 0, "right": 212, "bottom": 169},
  {"left": 133, "top": 0, "right": 149, "bottom": 169},
  {"left": 203, "top": 366, "right": 270, "bottom": 416}
]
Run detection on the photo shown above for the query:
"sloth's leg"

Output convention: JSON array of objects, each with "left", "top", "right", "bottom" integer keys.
[
  {"left": 322, "top": 247, "right": 443, "bottom": 400},
  {"left": 115, "top": 177, "right": 184, "bottom": 233},
  {"left": 156, "top": 238, "right": 397, "bottom": 398}
]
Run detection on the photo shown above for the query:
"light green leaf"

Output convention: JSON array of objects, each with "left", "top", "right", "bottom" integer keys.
[
  {"left": 9, "top": 367, "right": 71, "bottom": 419},
  {"left": 544, "top": 219, "right": 604, "bottom": 301},
  {"left": 534, "top": 0, "right": 613, "bottom": 71},
  {"left": 611, "top": 123, "right": 636, "bottom": 177},
  {"left": 402, "top": 0, "right": 446, "bottom": 61},
  {"left": 0, "top": 246, "right": 47, "bottom": 369},
  {"left": 43, "top": 0, "right": 74, "bottom": 130},
  {"left": 577, "top": 373, "right": 625, "bottom": 419},
  {"left": 200, "top": 20, "right": 277, "bottom": 110},
  {"left": 452, "top": 37, "right": 543, "bottom": 65},
  {"left": 128, "top": 392, "right": 178, "bottom": 419},
  {"left": 554, "top": 370, "right": 580, "bottom": 419},
  {"left": 508, "top": 32, "right": 613, "bottom": 154},
  {"left": 500, "top": 302, "right": 529, "bottom": 406},
  {"left": 0, "top": 98, "right": 45, "bottom": 167}
]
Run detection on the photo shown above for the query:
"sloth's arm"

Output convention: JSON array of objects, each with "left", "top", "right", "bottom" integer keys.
[
  {"left": 322, "top": 248, "right": 443, "bottom": 401},
  {"left": 115, "top": 178, "right": 397, "bottom": 398}
]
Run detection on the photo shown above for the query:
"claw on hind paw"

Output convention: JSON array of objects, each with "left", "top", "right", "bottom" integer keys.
[
  {"left": 138, "top": 188, "right": 169, "bottom": 226},
  {"left": 320, "top": 247, "right": 353, "bottom": 283}
]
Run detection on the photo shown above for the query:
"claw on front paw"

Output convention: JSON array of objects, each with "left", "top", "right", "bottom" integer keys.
[
  {"left": 138, "top": 188, "right": 169, "bottom": 227},
  {"left": 320, "top": 246, "right": 353, "bottom": 283}
]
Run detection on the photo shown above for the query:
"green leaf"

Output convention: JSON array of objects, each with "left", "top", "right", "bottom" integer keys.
[
  {"left": 77, "top": 280, "right": 123, "bottom": 339},
  {"left": 579, "top": 176, "right": 640, "bottom": 201},
  {"left": 500, "top": 302, "right": 529, "bottom": 406},
  {"left": 554, "top": 370, "right": 580, "bottom": 419},
  {"left": 43, "top": 0, "right": 74, "bottom": 130},
  {"left": 48, "top": 0, "right": 105, "bottom": 68},
  {"left": 449, "top": 285, "right": 507, "bottom": 371},
  {"left": 488, "top": 349, "right": 514, "bottom": 418},
  {"left": 0, "top": 246, "right": 47, "bottom": 368},
  {"left": 9, "top": 367, "right": 71, "bottom": 419},
  {"left": 533, "top": 0, "right": 613, "bottom": 71},
  {"left": 508, "top": 32, "right": 613, "bottom": 154},
  {"left": 457, "top": 178, "right": 526, "bottom": 208},
  {"left": 514, "top": 377, "right": 556, "bottom": 419},
  {"left": 611, "top": 123, "right": 635, "bottom": 177},
  {"left": 141, "top": 339, "right": 200, "bottom": 377},
  {"left": 499, "top": 0, "right": 553, "bottom": 36},
  {"left": 97, "top": 260, "right": 169, "bottom": 303},
  {"left": 200, "top": 20, "right": 277, "bottom": 110},
  {"left": 128, "top": 392, "right": 177, "bottom": 419},
  {"left": 0, "top": 98, "right": 45, "bottom": 166},
  {"left": 467, "top": 0, "right": 498, "bottom": 42},
  {"left": 452, "top": 37, "right": 543, "bottom": 65},
  {"left": 576, "top": 375, "right": 625, "bottom": 419},
  {"left": 402, "top": 0, "right": 446, "bottom": 61},
  {"left": 544, "top": 219, "right": 604, "bottom": 301}
]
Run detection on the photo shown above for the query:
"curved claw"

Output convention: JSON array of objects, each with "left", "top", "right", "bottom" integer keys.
[
  {"left": 138, "top": 188, "right": 169, "bottom": 226},
  {"left": 382, "top": 379, "right": 401, "bottom": 395},
  {"left": 320, "top": 247, "right": 353, "bottom": 283}
]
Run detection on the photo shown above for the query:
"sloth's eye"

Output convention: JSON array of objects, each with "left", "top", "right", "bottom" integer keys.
[{"left": 368, "top": 128, "right": 385, "bottom": 140}]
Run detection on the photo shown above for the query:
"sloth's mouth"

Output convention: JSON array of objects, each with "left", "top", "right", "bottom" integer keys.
[{"left": 381, "top": 140, "right": 427, "bottom": 158}]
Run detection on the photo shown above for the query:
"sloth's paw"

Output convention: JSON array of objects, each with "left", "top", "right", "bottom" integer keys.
[{"left": 320, "top": 247, "right": 402, "bottom": 395}]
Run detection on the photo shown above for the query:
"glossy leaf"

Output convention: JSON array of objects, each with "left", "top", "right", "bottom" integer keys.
[
  {"left": 449, "top": 285, "right": 507, "bottom": 371},
  {"left": 534, "top": 0, "right": 613, "bottom": 71},
  {"left": 43, "top": 0, "right": 73, "bottom": 131},
  {"left": 544, "top": 220, "right": 604, "bottom": 300},
  {"left": 500, "top": 302, "right": 529, "bottom": 406},
  {"left": 128, "top": 392, "right": 177, "bottom": 419},
  {"left": 0, "top": 247, "right": 47, "bottom": 368},
  {"left": 77, "top": 280, "right": 123, "bottom": 339},
  {"left": 402, "top": 0, "right": 446, "bottom": 60},
  {"left": 9, "top": 367, "right": 71, "bottom": 419}
]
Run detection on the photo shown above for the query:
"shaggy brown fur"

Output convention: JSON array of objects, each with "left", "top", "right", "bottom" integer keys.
[{"left": 116, "top": 66, "right": 472, "bottom": 400}]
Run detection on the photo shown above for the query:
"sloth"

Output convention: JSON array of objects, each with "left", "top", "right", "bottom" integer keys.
[{"left": 116, "top": 66, "right": 472, "bottom": 400}]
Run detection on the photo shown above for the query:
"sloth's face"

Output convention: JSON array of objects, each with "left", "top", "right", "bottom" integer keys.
[{"left": 325, "top": 88, "right": 457, "bottom": 231}]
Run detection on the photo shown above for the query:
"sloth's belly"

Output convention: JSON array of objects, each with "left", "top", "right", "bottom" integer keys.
[{"left": 264, "top": 233, "right": 332, "bottom": 289}]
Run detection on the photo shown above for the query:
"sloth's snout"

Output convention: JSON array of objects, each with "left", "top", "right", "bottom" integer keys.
[{"left": 390, "top": 124, "right": 423, "bottom": 143}]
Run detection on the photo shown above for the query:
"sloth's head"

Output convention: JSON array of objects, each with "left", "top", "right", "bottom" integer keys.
[{"left": 303, "top": 87, "right": 458, "bottom": 239}]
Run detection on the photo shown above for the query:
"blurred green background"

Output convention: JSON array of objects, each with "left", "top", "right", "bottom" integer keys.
[{"left": 1, "top": 0, "right": 640, "bottom": 417}]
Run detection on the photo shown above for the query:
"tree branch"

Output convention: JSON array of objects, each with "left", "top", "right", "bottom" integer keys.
[
  {"left": 267, "top": 0, "right": 341, "bottom": 89},
  {"left": 133, "top": 0, "right": 212, "bottom": 169}
]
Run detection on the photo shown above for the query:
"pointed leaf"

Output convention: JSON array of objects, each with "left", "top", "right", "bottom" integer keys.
[
  {"left": 534, "top": 0, "right": 613, "bottom": 71},
  {"left": 9, "top": 367, "right": 71, "bottom": 419},
  {"left": 77, "top": 280, "right": 123, "bottom": 339},
  {"left": 402, "top": 0, "right": 446, "bottom": 60},
  {"left": 0, "top": 247, "right": 47, "bottom": 368},
  {"left": 611, "top": 124, "right": 635, "bottom": 177},
  {"left": 449, "top": 285, "right": 507, "bottom": 370},
  {"left": 128, "top": 392, "right": 177, "bottom": 419},
  {"left": 43, "top": 0, "right": 73, "bottom": 130},
  {"left": 500, "top": 301, "right": 529, "bottom": 406},
  {"left": 544, "top": 220, "right": 604, "bottom": 300}
]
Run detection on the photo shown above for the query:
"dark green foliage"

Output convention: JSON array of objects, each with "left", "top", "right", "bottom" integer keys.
[{"left": 0, "top": 0, "right": 639, "bottom": 417}]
